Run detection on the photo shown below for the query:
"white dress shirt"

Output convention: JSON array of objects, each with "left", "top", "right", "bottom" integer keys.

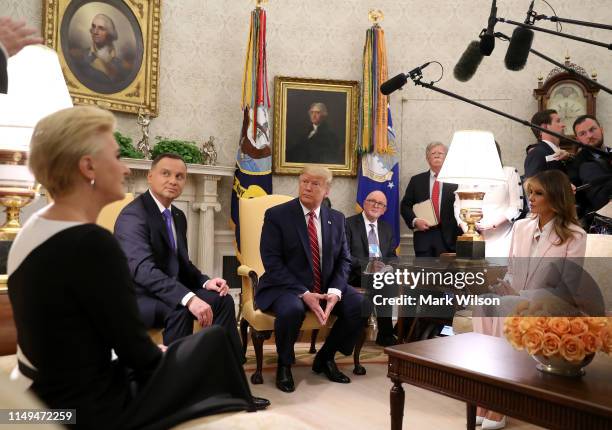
[{"left": 149, "top": 190, "right": 208, "bottom": 307}]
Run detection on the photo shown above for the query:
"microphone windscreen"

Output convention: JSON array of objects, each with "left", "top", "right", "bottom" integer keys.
[
  {"left": 504, "top": 26, "right": 534, "bottom": 71},
  {"left": 380, "top": 73, "right": 408, "bottom": 95},
  {"left": 479, "top": 34, "right": 495, "bottom": 56},
  {"left": 453, "top": 41, "right": 484, "bottom": 82}
]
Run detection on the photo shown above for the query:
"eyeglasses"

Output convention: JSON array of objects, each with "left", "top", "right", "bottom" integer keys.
[{"left": 365, "top": 199, "right": 386, "bottom": 208}]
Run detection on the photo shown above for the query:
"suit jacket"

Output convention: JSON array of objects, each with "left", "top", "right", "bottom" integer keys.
[
  {"left": 345, "top": 214, "right": 396, "bottom": 287},
  {"left": 0, "top": 48, "right": 7, "bottom": 94},
  {"left": 524, "top": 141, "right": 566, "bottom": 178},
  {"left": 114, "top": 191, "right": 209, "bottom": 326},
  {"left": 400, "top": 170, "right": 461, "bottom": 253},
  {"left": 569, "top": 147, "right": 612, "bottom": 211},
  {"left": 507, "top": 216, "right": 586, "bottom": 292},
  {"left": 255, "top": 198, "right": 351, "bottom": 311}
]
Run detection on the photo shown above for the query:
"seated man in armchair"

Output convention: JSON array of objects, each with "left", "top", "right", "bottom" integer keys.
[{"left": 256, "top": 165, "right": 366, "bottom": 393}]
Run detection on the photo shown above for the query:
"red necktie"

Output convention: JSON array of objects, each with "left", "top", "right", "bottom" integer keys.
[
  {"left": 431, "top": 178, "right": 441, "bottom": 223},
  {"left": 308, "top": 211, "right": 322, "bottom": 293}
]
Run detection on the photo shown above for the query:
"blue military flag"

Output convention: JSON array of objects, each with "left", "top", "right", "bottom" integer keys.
[{"left": 230, "top": 6, "right": 272, "bottom": 259}]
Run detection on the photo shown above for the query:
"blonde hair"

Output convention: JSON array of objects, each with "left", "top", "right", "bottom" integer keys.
[
  {"left": 29, "top": 106, "right": 116, "bottom": 197},
  {"left": 301, "top": 165, "right": 333, "bottom": 185}
]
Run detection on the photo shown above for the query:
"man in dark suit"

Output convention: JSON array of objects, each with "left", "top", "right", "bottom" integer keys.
[
  {"left": 401, "top": 142, "right": 461, "bottom": 257},
  {"left": 345, "top": 190, "right": 397, "bottom": 346},
  {"left": 286, "top": 102, "right": 343, "bottom": 165},
  {"left": 524, "top": 109, "right": 571, "bottom": 178},
  {"left": 115, "top": 154, "right": 271, "bottom": 410},
  {"left": 0, "top": 17, "right": 43, "bottom": 93},
  {"left": 115, "top": 153, "right": 241, "bottom": 350},
  {"left": 570, "top": 115, "right": 612, "bottom": 212},
  {"left": 257, "top": 165, "right": 365, "bottom": 393}
]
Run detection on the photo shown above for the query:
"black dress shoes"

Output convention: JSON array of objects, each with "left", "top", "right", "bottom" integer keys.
[
  {"left": 375, "top": 333, "right": 398, "bottom": 347},
  {"left": 312, "top": 357, "right": 351, "bottom": 383},
  {"left": 247, "top": 396, "right": 271, "bottom": 411},
  {"left": 275, "top": 365, "right": 295, "bottom": 393}
]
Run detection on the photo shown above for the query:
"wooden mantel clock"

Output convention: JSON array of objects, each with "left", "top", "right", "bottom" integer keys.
[{"left": 533, "top": 55, "right": 600, "bottom": 148}]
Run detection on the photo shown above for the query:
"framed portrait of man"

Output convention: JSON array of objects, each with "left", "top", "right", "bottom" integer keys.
[
  {"left": 43, "top": 0, "right": 161, "bottom": 115},
  {"left": 273, "top": 76, "right": 359, "bottom": 176}
]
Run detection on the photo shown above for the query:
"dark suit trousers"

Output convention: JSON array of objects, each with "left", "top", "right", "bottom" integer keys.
[
  {"left": 140, "top": 288, "right": 243, "bottom": 361},
  {"left": 270, "top": 287, "right": 365, "bottom": 366},
  {"left": 414, "top": 228, "right": 451, "bottom": 257}
]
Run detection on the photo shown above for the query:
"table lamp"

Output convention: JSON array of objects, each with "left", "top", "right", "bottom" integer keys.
[
  {"left": 437, "top": 130, "right": 505, "bottom": 259},
  {"left": 0, "top": 45, "right": 72, "bottom": 241}
]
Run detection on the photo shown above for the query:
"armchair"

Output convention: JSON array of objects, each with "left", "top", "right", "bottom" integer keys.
[{"left": 237, "top": 195, "right": 365, "bottom": 384}]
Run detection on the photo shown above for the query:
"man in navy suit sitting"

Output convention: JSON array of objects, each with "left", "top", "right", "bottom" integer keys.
[
  {"left": 256, "top": 165, "right": 366, "bottom": 393},
  {"left": 115, "top": 153, "right": 240, "bottom": 349}
]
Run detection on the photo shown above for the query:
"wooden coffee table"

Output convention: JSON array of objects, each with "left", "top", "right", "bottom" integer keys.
[{"left": 386, "top": 332, "right": 612, "bottom": 430}]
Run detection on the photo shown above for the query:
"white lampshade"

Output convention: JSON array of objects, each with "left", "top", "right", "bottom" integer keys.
[
  {"left": 0, "top": 45, "right": 73, "bottom": 152},
  {"left": 437, "top": 130, "right": 505, "bottom": 185}
]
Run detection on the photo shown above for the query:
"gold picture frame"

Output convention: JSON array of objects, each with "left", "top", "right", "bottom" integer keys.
[
  {"left": 43, "top": 0, "right": 161, "bottom": 116},
  {"left": 273, "top": 76, "right": 359, "bottom": 176}
]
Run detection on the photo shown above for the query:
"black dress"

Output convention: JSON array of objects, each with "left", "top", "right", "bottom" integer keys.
[{"left": 8, "top": 222, "right": 252, "bottom": 430}]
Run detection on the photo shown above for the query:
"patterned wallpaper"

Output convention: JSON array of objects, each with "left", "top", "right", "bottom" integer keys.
[{"left": 4, "top": 0, "right": 612, "bottom": 239}]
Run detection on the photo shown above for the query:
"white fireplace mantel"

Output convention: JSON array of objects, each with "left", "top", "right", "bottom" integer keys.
[{"left": 123, "top": 158, "right": 235, "bottom": 275}]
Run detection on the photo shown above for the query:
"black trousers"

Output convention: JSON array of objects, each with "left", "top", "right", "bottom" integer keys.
[{"left": 141, "top": 288, "right": 244, "bottom": 362}]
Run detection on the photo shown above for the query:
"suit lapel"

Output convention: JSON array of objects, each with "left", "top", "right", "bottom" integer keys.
[
  {"left": 171, "top": 207, "right": 186, "bottom": 256},
  {"left": 357, "top": 214, "right": 369, "bottom": 255},
  {"left": 293, "top": 199, "right": 313, "bottom": 270},
  {"left": 320, "top": 205, "right": 332, "bottom": 284},
  {"left": 143, "top": 191, "right": 174, "bottom": 251}
]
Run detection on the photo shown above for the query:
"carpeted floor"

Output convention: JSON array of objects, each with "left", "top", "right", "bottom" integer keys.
[{"left": 244, "top": 341, "right": 387, "bottom": 371}]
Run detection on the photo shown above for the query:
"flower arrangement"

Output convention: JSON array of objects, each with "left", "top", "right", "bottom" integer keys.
[{"left": 504, "top": 315, "right": 612, "bottom": 362}]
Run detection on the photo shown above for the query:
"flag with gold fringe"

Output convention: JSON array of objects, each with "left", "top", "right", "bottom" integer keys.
[
  {"left": 356, "top": 23, "right": 400, "bottom": 251},
  {"left": 230, "top": 6, "right": 272, "bottom": 259}
]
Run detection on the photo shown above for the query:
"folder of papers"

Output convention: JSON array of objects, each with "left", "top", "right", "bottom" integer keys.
[{"left": 413, "top": 199, "right": 438, "bottom": 226}]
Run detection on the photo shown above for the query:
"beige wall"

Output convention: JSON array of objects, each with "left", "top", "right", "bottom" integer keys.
[{"left": 4, "top": 0, "right": 612, "bottom": 238}]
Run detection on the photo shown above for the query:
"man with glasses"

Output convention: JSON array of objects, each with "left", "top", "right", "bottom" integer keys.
[
  {"left": 570, "top": 115, "right": 612, "bottom": 213},
  {"left": 401, "top": 142, "right": 461, "bottom": 257},
  {"left": 346, "top": 191, "right": 398, "bottom": 346},
  {"left": 256, "top": 165, "right": 365, "bottom": 393}
]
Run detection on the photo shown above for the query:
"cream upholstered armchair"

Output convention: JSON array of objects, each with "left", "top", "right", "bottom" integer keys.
[{"left": 237, "top": 195, "right": 366, "bottom": 384}]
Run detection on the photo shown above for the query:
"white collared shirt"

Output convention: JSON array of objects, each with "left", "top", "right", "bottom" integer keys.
[
  {"left": 299, "top": 201, "right": 342, "bottom": 299},
  {"left": 542, "top": 139, "right": 562, "bottom": 162},
  {"left": 148, "top": 190, "right": 206, "bottom": 307},
  {"left": 530, "top": 217, "right": 555, "bottom": 258},
  {"left": 362, "top": 212, "right": 379, "bottom": 245}
]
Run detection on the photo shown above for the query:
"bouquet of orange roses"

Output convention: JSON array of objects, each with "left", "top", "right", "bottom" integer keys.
[{"left": 504, "top": 315, "right": 612, "bottom": 362}]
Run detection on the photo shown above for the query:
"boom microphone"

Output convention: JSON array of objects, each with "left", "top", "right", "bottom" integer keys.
[
  {"left": 380, "top": 73, "right": 408, "bottom": 95},
  {"left": 453, "top": 41, "right": 484, "bottom": 82},
  {"left": 380, "top": 62, "right": 433, "bottom": 95},
  {"left": 479, "top": 0, "right": 497, "bottom": 55},
  {"left": 504, "top": 1, "right": 535, "bottom": 71}
]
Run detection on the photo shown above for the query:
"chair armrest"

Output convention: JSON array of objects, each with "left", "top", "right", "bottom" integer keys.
[
  {"left": 237, "top": 265, "right": 260, "bottom": 311},
  {"left": 237, "top": 264, "right": 255, "bottom": 278}
]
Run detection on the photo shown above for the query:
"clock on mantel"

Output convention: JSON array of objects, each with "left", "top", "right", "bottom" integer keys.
[{"left": 533, "top": 55, "right": 599, "bottom": 147}]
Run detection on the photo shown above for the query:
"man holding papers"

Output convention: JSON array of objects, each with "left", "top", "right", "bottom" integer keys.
[{"left": 400, "top": 142, "right": 461, "bottom": 257}]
